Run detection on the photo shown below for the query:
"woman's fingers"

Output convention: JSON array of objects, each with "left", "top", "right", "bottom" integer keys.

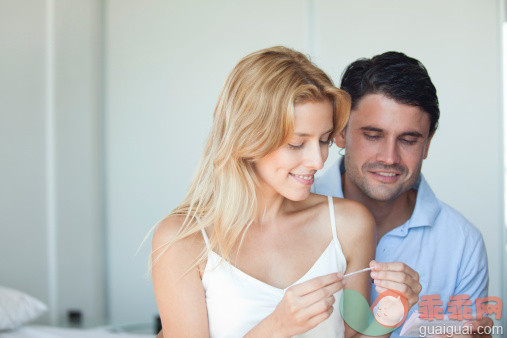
[
  {"left": 290, "top": 272, "right": 344, "bottom": 296},
  {"left": 371, "top": 270, "right": 419, "bottom": 293},
  {"left": 372, "top": 277, "right": 419, "bottom": 307},
  {"left": 370, "top": 260, "right": 422, "bottom": 307},
  {"left": 306, "top": 301, "right": 335, "bottom": 328},
  {"left": 370, "top": 261, "right": 420, "bottom": 282},
  {"left": 276, "top": 273, "right": 343, "bottom": 335}
]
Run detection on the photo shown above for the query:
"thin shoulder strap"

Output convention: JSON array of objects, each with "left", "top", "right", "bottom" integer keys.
[
  {"left": 327, "top": 196, "right": 343, "bottom": 253},
  {"left": 195, "top": 215, "right": 210, "bottom": 249},
  {"left": 200, "top": 228, "right": 210, "bottom": 249}
]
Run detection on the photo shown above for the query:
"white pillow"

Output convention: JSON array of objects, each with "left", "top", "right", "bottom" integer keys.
[{"left": 0, "top": 285, "right": 47, "bottom": 331}]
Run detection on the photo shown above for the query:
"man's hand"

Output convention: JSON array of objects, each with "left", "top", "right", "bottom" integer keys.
[
  {"left": 369, "top": 260, "right": 422, "bottom": 308},
  {"left": 434, "top": 317, "right": 494, "bottom": 338}
]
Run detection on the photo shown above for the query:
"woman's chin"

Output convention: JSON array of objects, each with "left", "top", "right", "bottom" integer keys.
[{"left": 284, "top": 189, "right": 311, "bottom": 202}]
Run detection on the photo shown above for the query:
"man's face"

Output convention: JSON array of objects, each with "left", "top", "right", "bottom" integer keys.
[{"left": 335, "top": 94, "right": 433, "bottom": 202}]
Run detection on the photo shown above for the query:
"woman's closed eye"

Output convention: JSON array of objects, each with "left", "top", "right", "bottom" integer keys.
[
  {"left": 288, "top": 143, "right": 303, "bottom": 150},
  {"left": 288, "top": 139, "right": 331, "bottom": 150}
]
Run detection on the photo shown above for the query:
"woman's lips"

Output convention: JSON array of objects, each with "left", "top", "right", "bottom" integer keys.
[{"left": 289, "top": 173, "right": 314, "bottom": 185}]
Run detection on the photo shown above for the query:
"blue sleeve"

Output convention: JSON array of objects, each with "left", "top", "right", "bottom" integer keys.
[{"left": 454, "top": 228, "right": 488, "bottom": 305}]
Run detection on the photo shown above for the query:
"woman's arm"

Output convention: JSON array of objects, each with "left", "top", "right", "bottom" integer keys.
[
  {"left": 152, "top": 216, "right": 209, "bottom": 337},
  {"left": 334, "top": 199, "right": 377, "bottom": 338}
]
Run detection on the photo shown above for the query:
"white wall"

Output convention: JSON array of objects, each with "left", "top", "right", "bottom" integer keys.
[
  {"left": 105, "top": 0, "right": 505, "bottom": 328},
  {"left": 1, "top": 0, "right": 50, "bottom": 323},
  {"left": 0, "top": 0, "right": 105, "bottom": 326},
  {"left": 1, "top": 0, "right": 504, "bottom": 332},
  {"left": 105, "top": 0, "right": 311, "bottom": 325},
  {"left": 53, "top": 0, "right": 106, "bottom": 327}
]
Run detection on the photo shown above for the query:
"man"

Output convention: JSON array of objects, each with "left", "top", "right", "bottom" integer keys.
[{"left": 312, "top": 52, "right": 490, "bottom": 337}]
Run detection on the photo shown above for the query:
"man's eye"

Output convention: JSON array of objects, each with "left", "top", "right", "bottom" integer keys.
[
  {"left": 288, "top": 143, "right": 303, "bottom": 150},
  {"left": 364, "top": 134, "right": 380, "bottom": 140},
  {"left": 401, "top": 139, "right": 417, "bottom": 145}
]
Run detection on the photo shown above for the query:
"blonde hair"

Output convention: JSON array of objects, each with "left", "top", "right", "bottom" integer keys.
[{"left": 151, "top": 46, "right": 350, "bottom": 272}]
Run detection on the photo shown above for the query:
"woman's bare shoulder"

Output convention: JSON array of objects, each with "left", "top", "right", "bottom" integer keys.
[
  {"left": 152, "top": 215, "right": 205, "bottom": 264},
  {"left": 330, "top": 197, "right": 376, "bottom": 261},
  {"left": 332, "top": 197, "right": 374, "bottom": 229},
  {"left": 304, "top": 194, "right": 371, "bottom": 221},
  {"left": 152, "top": 215, "right": 186, "bottom": 243}
]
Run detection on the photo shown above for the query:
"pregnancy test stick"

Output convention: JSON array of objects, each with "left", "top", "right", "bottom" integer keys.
[{"left": 343, "top": 267, "right": 372, "bottom": 279}]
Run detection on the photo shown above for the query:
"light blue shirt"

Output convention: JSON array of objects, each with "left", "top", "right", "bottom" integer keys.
[{"left": 312, "top": 159, "right": 488, "bottom": 337}]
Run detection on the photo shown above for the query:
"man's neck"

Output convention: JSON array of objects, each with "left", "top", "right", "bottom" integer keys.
[{"left": 341, "top": 172, "right": 417, "bottom": 242}]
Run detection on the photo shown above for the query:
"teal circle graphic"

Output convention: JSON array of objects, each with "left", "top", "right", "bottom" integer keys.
[{"left": 339, "top": 289, "right": 397, "bottom": 336}]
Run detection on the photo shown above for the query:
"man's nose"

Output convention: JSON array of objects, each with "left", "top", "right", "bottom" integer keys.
[{"left": 376, "top": 139, "right": 400, "bottom": 165}]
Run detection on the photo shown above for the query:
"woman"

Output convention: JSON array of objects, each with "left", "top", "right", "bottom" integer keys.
[{"left": 152, "top": 46, "right": 377, "bottom": 337}]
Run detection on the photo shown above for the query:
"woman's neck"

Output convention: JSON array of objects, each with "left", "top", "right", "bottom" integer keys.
[{"left": 255, "top": 190, "right": 285, "bottom": 229}]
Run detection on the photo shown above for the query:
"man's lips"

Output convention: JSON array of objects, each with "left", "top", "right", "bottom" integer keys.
[{"left": 368, "top": 171, "right": 401, "bottom": 183}]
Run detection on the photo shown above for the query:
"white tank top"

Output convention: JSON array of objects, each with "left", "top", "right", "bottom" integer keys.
[{"left": 200, "top": 196, "right": 347, "bottom": 338}]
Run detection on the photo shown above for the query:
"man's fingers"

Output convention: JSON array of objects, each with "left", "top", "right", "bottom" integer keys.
[
  {"left": 467, "top": 316, "right": 494, "bottom": 329},
  {"left": 463, "top": 317, "right": 494, "bottom": 337}
]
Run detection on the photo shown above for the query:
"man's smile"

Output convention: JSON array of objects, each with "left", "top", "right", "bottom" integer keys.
[{"left": 368, "top": 170, "right": 402, "bottom": 183}]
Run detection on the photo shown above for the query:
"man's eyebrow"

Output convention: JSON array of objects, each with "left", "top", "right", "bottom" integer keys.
[
  {"left": 360, "top": 126, "right": 424, "bottom": 138},
  {"left": 294, "top": 128, "right": 333, "bottom": 137},
  {"left": 400, "top": 131, "right": 424, "bottom": 138},
  {"left": 360, "top": 126, "right": 383, "bottom": 133}
]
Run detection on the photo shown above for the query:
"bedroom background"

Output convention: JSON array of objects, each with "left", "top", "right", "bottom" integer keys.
[{"left": 1, "top": 0, "right": 505, "bottom": 333}]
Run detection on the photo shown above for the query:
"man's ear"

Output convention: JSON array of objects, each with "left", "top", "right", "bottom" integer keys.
[
  {"left": 423, "top": 132, "right": 434, "bottom": 159},
  {"left": 334, "top": 128, "right": 346, "bottom": 149}
]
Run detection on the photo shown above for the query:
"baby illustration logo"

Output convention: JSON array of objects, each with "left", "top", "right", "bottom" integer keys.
[
  {"left": 340, "top": 290, "right": 409, "bottom": 336},
  {"left": 371, "top": 291, "right": 409, "bottom": 327}
]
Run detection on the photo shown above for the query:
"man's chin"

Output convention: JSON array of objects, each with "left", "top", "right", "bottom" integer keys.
[{"left": 362, "top": 185, "right": 404, "bottom": 202}]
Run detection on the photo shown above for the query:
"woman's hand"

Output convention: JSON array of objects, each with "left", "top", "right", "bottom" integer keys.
[
  {"left": 369, "top": 260, "right": 422, "bottom": 309},
  {"left": 245, "top": 272, "right": 345, "bottom": 337}
]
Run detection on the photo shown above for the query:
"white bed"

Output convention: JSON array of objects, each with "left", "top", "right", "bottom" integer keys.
[
  {"left": 0, "top": 325, "right": 155, "bottom": 338},
  {"left": 0, "top": 285, "right": 156, "bottom": 338}
]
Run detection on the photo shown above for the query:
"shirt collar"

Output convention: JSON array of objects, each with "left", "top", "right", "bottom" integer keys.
[
  {"left": 406, "top": 174, "right": 441, "bottom": 229},
  {"left": 316, "top": 157, "right": 441, "bottom": 229}
]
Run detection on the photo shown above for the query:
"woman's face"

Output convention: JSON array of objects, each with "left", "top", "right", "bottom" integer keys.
[{"left": 255, "top": 99, "right": 334, "bottom": 201}]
